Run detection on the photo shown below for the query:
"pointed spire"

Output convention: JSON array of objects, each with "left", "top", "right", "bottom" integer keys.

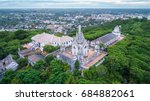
[
  {"left": 78, "top": 25, "right": 81, "bottom": 33},
  {"left": 75, "top": 25, "right": 86, "bottom": 44}
]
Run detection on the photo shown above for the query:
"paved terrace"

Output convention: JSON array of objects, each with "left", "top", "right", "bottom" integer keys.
[
  {"left": 62, "top": 49, "right": 95, "bottom": 60},
  {"left": 84, "top": 51, "right": 107, "bottom": 69}
]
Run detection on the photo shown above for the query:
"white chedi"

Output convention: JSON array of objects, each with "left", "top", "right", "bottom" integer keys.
[
  {"left": 72, "top": 25, "right": 89, "bottom": 60},
  {"left": 112, "top": 25, "right": 121, "bottom": 36}
]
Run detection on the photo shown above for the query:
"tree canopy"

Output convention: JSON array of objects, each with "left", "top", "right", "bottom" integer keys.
[{"left": 43, "top": 45, "right": 59, "bottom": 53}]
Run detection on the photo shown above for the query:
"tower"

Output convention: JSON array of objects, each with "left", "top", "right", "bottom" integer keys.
[
  {"left": 76, "top": 25, "right": 85, "bottom": 44},
  {"left": 72, "top": 25, "right": 89, "bottom": 60}
]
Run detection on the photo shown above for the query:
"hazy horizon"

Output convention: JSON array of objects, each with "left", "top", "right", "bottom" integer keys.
[
  {"left": 0, "top": 0, "right": 150, "bottom": 9},
  {"left": 0, "top": 8, "right": 150, "bottom": 9}
]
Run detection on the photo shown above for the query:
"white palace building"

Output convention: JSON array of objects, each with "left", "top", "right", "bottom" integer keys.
[{"left": 24, "top": 33, "right": 73, "bottom": 51}]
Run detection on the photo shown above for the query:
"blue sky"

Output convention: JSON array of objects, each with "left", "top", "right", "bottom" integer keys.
[{"left": 0, "top": 0, "right": 150, "bottom": 9}]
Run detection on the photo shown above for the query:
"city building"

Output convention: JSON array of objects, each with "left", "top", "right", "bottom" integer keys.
[
  {"left": 46, "top": 24, "right": 66, "bottom": 33},
  {"left": 0, "top": 55, "right": 18, "bottom": 73}
]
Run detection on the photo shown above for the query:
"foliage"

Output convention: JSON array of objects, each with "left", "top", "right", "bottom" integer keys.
[
  {"left": 0, "top": 29, "right": 46, "bottom": 59},
  {"left": 33, "top": 60, "right": 46, "bottom": 70},
  {"left": 45, "top": 55, "right": 54, "bottom": 65},
  {"left": 14, "top": 30, "right": 28, "bottom": 40},
  {"left": 45, "top": 59, "right": 71, "bottom": 84},
  {"left": 43, "top": 45, "right": 59, "bottom": 53},
  {"left": 0, "top": 70, "right": 16, "bottom": 84},
  {"left": 17, "top": 58, "right": 28, "bottom": 69},
  {"left": 54, "top": 33, "right": 64, "bottom": 37},
  {"left": 75, "top": 60, "right": 80, "bottom": 69},
  {"left": 11, "top": 68, "right": 42, "bottom": 84}
]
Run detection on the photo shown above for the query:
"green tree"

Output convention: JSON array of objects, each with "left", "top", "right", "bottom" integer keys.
[
  {"left": 63, "top": 62, "right": 70, "bottom": 71},
  {"left": 45, "top": 55, "right": 54, "bottom": 65},
  {"left": 77, "top": 78, "right": 93, "bottom": 84},
  {"left": 15, "top": 30, "right": 28, "bottom": 40},
  {"left": 17, "top": 58, "right": 28, "bottom": 69},
  {"left": 0, "top": 70, "right": 16, "bottom": 84},
  {"left": 75, "top": 60, "right": 80, "bottom": 69},
  {"left": 43, "top": 45, "right": 59, "bottom": 53},
  {"left": 83, "top": 70, "right": 92, "bottom": 80},
  {"left": 33, "top": 60, "right": 46, "bottom": 70},
  {"left": 46, "top": 73, "right": 68, "bottom": 84},
  {"left": 12, "top": 68, "right": 42, "bottom": 84},
  {"left": 73, "top": 60, "right": 81, "bottom": 76},
  {"left": 50, "top": 59, "right": 64, "bottom": 73}
]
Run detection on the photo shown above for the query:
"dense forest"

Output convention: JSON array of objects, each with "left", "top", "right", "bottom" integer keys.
[{"left": 0, "top": 18, "right": 150, "bottom": 84}]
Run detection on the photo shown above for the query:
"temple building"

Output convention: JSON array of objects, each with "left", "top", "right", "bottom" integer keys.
[
  {"left": 72, "top": 25, "right": 89, "bottom": 60},
  {"left": 17, "top": 25, "right": 123, "bottom": 68},
  {"left": 92, "top": 26, "right": 123, "bottom": 47},
  {"left": 58, "top": 25, "right": 108, "bottom": 70}
]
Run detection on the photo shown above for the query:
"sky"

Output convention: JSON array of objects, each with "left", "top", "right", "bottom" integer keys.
[{"left": 0, "top": 0, "right": 150, "bottom": 9}]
